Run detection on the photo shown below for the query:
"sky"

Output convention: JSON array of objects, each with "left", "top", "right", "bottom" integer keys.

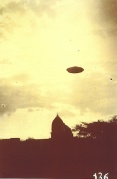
[{"left": 0, "top": 0, "right": 117, "bottom": 139}]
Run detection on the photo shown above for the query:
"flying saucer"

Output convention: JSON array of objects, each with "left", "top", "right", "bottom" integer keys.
[{"left": 66, "top": 66, "right": 84, "bottom": 73}]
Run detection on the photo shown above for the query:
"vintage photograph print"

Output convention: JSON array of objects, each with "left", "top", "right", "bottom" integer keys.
[{"left": 0, "top": 0, "right": 117, "bottom": 178}]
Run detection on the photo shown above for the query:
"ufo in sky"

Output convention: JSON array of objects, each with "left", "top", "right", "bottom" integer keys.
[{"left": 66, "top": 66, "right": 84, "bottom": 73}]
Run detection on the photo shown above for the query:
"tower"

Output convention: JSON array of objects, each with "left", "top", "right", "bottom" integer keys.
[{"left": 51, "top": 114, "right": 73, "bottom": 140}]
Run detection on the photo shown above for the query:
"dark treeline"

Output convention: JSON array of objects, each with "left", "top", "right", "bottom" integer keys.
[
  {"left": 0, "top": 115, "right": 117, "bottom": 178},
  {"left": 72, "top": 115, "right": 117, "bottom": 140}
]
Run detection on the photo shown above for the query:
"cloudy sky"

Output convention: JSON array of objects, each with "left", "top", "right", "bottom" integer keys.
[{"left": 0, "top": 0, "right": 117, "bottom": 139}]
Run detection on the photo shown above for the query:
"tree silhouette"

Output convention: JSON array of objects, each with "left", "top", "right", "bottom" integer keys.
[{"left": 72, "top": 115, "right": 117, "bottom": 139}]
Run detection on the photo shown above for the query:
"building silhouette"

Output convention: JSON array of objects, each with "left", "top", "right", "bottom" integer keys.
[
  {"left": 0, "top": 114, "right": 116, "bottom": 178},
  {"left": 51, "top": 114, "right": 73, "bottom": 140}
]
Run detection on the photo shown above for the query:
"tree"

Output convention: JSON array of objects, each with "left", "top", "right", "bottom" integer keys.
[{"left": 72, "top": 115, "right": 117, "bottom": 139}]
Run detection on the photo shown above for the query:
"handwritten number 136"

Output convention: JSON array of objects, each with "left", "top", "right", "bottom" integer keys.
[{"left": 93, "top": 172, "right": 109, "bottom": 179}]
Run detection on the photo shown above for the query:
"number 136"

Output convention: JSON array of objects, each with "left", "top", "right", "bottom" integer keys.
[{"left": 93, "top": 172, "right": 109, "bottom": 179}]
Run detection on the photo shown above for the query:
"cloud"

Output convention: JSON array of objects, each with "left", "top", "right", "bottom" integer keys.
[
  {"left": 59, "top": 108, "right": 75, "bottom": 118},
  {"left": 0, "top": 0, "right": 58, "bottom": 17},
  {"left": 0, "top": 75, "right": 53, "bottom": 115},
  {"left": 70, "top": 72, "right": 117, "bottom": 116},
  {"left": 26, "top": 0, "right": 59, "bottom": 16},
  {"left": 87, "top": 0, "right": 117, "bottom": 38},
  {"left": 0, "top": 0, "right": 59, "bottom": 40},
  {"left": 93, "top": 28, "right": 117, "bottom": 38},
  {"left": 88, "top": 0, "right": 117, "bottom": 26},
  {"left": 86, "top": 0, "right": 117, "bottom": 83},
  {"left": 99, "top": 0, "right": 117, "bottom": 26},
  {"left": 0, "top": 1, "right": 27, "bottom": 14},
  {"left": 11, "top": 73, "right": 30, "bottom": 82}
]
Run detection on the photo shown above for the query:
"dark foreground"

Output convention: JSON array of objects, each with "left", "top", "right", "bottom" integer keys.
[{"left": 0, "top": 137, "right": 116, "bottom": 178}]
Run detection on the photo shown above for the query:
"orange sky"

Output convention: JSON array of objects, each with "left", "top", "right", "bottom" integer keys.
[{"left": 0, "top": 0, "right": 117, "bottom": 139}]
